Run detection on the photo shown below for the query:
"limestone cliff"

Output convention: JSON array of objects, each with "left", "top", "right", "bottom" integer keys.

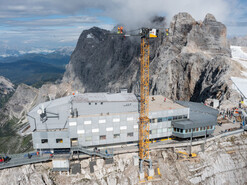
[
  {"left": 63, "top": 13, "right": 232, "bottom": 103},
  {"left": 0, "top": 132, "right": 246, "bottom": 185}
]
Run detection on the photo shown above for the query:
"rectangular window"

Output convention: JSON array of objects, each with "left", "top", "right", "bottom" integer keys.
[
  {"left": 162, "top": 117, "right": 168, "bottom": 121},
  {"left": 193, "top": 128, "right": 196, "bottom": 132},
  {"left": 163, "top": 128, "right": 168, "bottom": 132},
  {"left": 69, "top": 122, "right": 77, "bottom": 126},
  {"left": 92, "top": 128, "right": 99, "bottom": 133},
  {"left": 127, "top": 117, "right": 134, "bottom": 121},
  {"left": 133, "top": 125, "right": 138, "bottom": 129},
  {"left": 113, "top": 118, "right": 120, "bottom": 122},
  {"left": 207, "top": 126, "right": 210, "bottom": 129},
  {"left": 56, "top": 139, "right": 63, "bottom": 143},
  {"left": 185, "top": 129, "right": 188, "bottom": 133},
  {"left": 120, "top": 126, "right": 127, "bottom": 130},
  {"left": 174, "top": 128, "right": 177, "bottom": 132},
  {"left": 168, "top": 117, "right": 173, "bottom": 121},
  {"left": 127, "top": 132, "right": 134, "bottom": 137},
  {"left": 157, "top": 129, "right": 162, "bottom": 133},
  {"left": 196, "top": 128, "right": 199, "bottom": 131},
  {"left": 41, "top": 139, "right": 48, "bottom": 143},
  {"left": 178, "top": 116, "right": 182, "bottom": 120},
  {"left": 180, "top": 129, "right": 183, "bottom": 133},
  {"left": 189, "top": 129, "right": 192, "bottom": 132},
  {"left": 84, "top": 120, "right": 92, "bottom": 125},
  {"left": 173, "top": 116, "right": 178, "bottom": 120},
  {"left": 85, "top": 136, "right": 92, "bottom": 141},
  {"left": 114, "top": 134, "right": 120, "bottom": 138},
  {"left": 158, "top": 118, "right": 162, "bottom": 122},
  {"left": 210, "top": 126, "right": 213, "bottom": 129},
  {"left": 77, "top": 130, "right": 85, "bottom": 134},
  {"left": 106, "top": 127, "right": 113, "bottom": 131},
  {"left": 200, "top": 127, "right": 203, "bottom": 131},
  {"left": 152, "top": 129, "right": 157, "bottom": 134},
  {"left": 99, "top": 119, "right": 106, "bottom": 124},
  {"left": 100, "top": 135, "right": 106, "bottom": 140}
]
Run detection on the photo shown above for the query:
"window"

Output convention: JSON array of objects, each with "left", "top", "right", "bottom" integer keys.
[
  {"left": 99, "top": 119, "right": 106, "bottom": 124},
  {"left": 127, "top": 117, "right": 134, "bottom": 121},
  {"left": 173, "top": 116, "right": 178, "bottom": 120},
  {"left": 207, "top": 126, "right": 210, "bottom": 129},
  {"left": 162, "top": 117, "right": 168, "bottom": 121},
  {"left": 178, "top": 116, "right": 182, "bottom": 120},
  {"left": 56, "top": 139, "right": 63, "bottom": 143},
  {"left": 200, "top": 127, "right": 203, "bottom": 131},
  {"left": 120, "top": 126, "right": 127, "bottom": 130},
  {"left": 69, "top": 122, "right": 77, "bottom": 126},
  {"left": 196, "top": 128, "right": 199, "bottom": 131},
  {"left": 89, "top": 102, "right": 91, "bottom": 105},
  {"left": 85, "top": 136, "right": 92, "bottom": 141},
  {"left": 114, "top": 134, "right": 120, "bottom": 138},
  {"left": 77, "top": 130, "right": 85, "bottom": 134},
  {"left": 193, "top": 128, "right": 196, "bottom": 132},
  {"left": 180, "top": 129, "right": 183, "bottom": 133},
  {"left": 203, "top": 127, "right": 206, "bottom": 130},
  {"left": 210, "top": 126, "right": 213, "bottom": 129},
  {"left": 168, "top": 117, "right": 173, "bottom": 121},
  {"left": 185, "top": 129, "right": 188, "bottom": 133},
  {"left": 92, "top": 128, "right": 99, "bottom": 133},
  {"left": 174, "top": 128, "right": 177, "bottom": 132},
  {"left": 101, "top": 102, "right": 103, "bottom": 105},
  {"left": 133, "top": 125, "right": 138, "bottom": 129},
  {"left": 183, "top": 115, "right": 188, "bottom": 119},
  {"left": 189, "top": 129, "right": 192, "bottom": 132},
  {"left": 127, "top": 132, "right": 134, "bottom": 137},
  {"left": 152, "top": 129, "right": 157, "bottom": 134},
  {"left": 163, "top": 128, "right": 167, "bottom": 132},
  {"left": 158, "top": 118, "right": 162, "bottom": 122},
  {"left": 113, "top": 118, "right": 120, "bottom": 122},
  {"left": 106, "top": 127, "right": 113, "bottom": 131},
  {"left": 100, "top": 135, "right": 106, "bottom": 140},
  {"left": 84, "top": 120, "right": 92, "bottom": 125},
  {"left": 157, "top": 129, "right": 162, "bottom": 134},
  {"left": 41, "top": 139, "right": 48, "bottom": 143}
]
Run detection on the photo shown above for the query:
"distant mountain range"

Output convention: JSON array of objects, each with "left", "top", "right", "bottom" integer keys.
[{"left": 0, "top": 47, "right": 73, "bottom": 86}]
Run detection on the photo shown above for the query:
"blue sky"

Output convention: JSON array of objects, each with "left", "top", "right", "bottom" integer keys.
[{"left": 0, "top": 0, "right": 246, "bottom": 51}]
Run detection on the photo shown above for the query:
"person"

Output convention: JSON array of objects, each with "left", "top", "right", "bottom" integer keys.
[{"left": 28, "top": 153, "right": 32, "bottom": 159}]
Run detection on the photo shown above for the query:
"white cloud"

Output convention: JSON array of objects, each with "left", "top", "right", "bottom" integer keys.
[{"left": 0, "top": 0, "right": 246, "bottom": 50}]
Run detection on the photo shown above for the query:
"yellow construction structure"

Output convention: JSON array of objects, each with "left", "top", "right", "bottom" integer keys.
[{"left": 139, "top": 37, "right": 150, "bottom": 160}]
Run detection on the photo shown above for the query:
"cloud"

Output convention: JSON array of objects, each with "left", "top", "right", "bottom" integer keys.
[{"left": 0, "top": 0, "right": 246, "bottom": 50}]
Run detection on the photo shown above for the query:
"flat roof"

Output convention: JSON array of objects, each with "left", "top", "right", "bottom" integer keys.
[
  {"left": 72, "top": 92, "right": 138, "bottom": 103},
  {"left": 174, "top": 101, "right": 219, "bottom": 129},
  {"left": 149, "top": 95, "right": 186, "bottom": 112}
]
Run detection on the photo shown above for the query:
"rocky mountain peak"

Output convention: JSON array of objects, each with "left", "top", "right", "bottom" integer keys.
[
  {"left": 204, "top": 13, "right": 217, "bottom": 22},
  {"left": 63, "top": 12, "right": 233, "bottom": 104}
]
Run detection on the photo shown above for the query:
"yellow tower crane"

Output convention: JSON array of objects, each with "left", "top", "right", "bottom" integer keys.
[{"left": 112, "top": 27, "right": 165, "bottom": 180}]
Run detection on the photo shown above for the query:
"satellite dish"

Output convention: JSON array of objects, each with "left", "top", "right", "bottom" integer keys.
[{"left": 37, "top": 109, "right": 43, "bottom": 115}]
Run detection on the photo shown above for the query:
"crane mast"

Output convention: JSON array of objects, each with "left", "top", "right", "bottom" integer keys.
[{"left": 139, "top": 37, "right": 150, "bottom": 160}]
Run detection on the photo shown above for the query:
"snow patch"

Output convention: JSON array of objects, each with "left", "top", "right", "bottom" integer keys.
[
  {"left": 231, "top": 46, "right": 247, "bottom": 60},
  {"left": 86, "top": 33, "right": 94, "bottom": 39}
]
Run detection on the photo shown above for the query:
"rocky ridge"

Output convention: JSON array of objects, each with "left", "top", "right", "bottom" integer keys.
[
  {"left": 63, "top": 13, "right": 235, "bottom": 104},
  {"left": 0, "top": 133, "right": 247, "bottom": 185}
]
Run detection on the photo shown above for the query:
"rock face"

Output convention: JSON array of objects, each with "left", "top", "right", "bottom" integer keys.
[
  {"left": 0, "top": 76, "right": 14, "bottom": 95},
  {"left": 63, "top": 13, "right": 232, "bottom": 103},
  {"left": 0, "top": 76, "right": 15, "bottom": 109},
  {"left": 0, "top": 133, "right": 247, "bottom": 185}
]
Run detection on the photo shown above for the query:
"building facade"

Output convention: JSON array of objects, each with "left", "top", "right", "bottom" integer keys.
[{"left": 28, "top": 91, "right": 217, "bottom": 150}]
